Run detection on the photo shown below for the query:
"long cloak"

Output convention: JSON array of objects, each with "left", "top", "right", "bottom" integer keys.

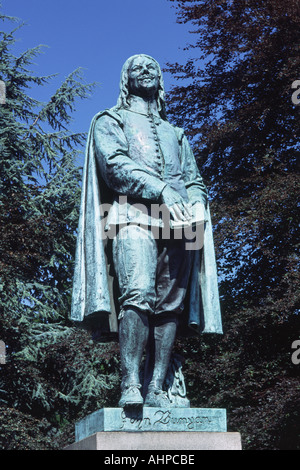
[{"left": 70, "top": 111, "right": 223, "bottom": 335}]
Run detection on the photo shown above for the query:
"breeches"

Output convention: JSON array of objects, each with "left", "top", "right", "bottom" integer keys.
[{"left": 112, "top": 225, "right": 193, "bottom": 318}]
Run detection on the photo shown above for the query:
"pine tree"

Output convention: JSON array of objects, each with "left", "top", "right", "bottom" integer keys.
[
  {"left": 166, "top": 0, "right": 300, "bottom": 449},
  {"left": 0, "top": 9, "right": 121, "bottom": 449},
  {"left": 0, "top": 10, "right": 90, "bottom": 356}
]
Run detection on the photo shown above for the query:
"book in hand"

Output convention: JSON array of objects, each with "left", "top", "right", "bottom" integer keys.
[{"left": 169, "top": 202, "right": 207, "bottom": 229}]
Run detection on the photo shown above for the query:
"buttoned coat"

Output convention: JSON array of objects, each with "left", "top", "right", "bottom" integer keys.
[{"left": 70, "top": 108, "right": 223, "bottom": 335}]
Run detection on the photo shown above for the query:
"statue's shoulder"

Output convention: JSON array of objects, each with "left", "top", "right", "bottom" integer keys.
[
  {"left": 170, "top": 123, "right": 185, "bottom": 143},
  {"left": 92, "top": 107, "right": 124, "bottom": 128}
]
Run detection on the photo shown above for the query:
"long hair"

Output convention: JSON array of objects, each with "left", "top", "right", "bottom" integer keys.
[{"left": 115, "top": 54, "right": 167, "bottom": 120}]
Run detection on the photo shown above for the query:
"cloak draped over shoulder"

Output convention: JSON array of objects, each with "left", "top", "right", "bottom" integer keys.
[{"left": 70, "top": 110, "right": 223, "bottom": 335}]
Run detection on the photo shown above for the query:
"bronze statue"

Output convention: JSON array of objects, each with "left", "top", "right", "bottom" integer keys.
[{"left": 71, "top": 55, "right": 222, "bottom": 408}]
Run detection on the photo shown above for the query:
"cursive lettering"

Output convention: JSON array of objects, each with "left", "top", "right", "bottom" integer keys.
[
  {"left": 119, "top": 408, "right": 217, "bottom": 431},
  {"left": 120, "top": 410, "right": 150, "bottom": 430}
]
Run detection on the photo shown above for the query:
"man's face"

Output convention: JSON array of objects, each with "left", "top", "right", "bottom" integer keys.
[{"left": 128, "top": 57, "right": 160, "bottom": 99}]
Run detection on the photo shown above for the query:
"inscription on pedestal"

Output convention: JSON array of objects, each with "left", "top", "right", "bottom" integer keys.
[
  {"left": 75, "top": 407, "right": 227, "bottom": 442},
  {"left": 119, "top": 408, "right": 223, "bottom": 431}
]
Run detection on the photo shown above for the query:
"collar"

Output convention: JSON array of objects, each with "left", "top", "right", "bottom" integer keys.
[{"left": 127, "top": 94, "right": 160, "bottom": 117}]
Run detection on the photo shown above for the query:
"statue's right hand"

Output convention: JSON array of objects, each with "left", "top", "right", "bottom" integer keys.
[{"left": 161, "top": 186, "right": 192, "bottom": 222}]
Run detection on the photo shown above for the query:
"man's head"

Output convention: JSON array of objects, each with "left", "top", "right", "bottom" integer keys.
[
  {"left": 116, "top": 54, "right": 167, "bottom": 119},
  {"left": 128, "top": 55, "right": 160, "bottom": 99}
]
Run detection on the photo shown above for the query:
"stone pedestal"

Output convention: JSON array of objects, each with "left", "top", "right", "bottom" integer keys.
[
  {"left": 65, "top": 431, "right": 242, "bottom": 450},
  {"left": 65, "top": 407, "right": 242, "bottom": 450},
  {"left": 75, "top": 407, "right": 227, "bottom": 441}
]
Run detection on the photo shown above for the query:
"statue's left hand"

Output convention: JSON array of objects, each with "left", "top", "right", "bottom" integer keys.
[{"left": 161, "top": 186, "right": 193, "bottom": 222}]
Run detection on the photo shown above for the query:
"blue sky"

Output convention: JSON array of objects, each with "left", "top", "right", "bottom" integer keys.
[{"left": 2, "top": 0, "right": 194, "bottom": 151}]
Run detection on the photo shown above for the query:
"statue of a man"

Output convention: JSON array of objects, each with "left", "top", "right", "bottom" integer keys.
[{"left": 71, "top": 54, "right": 222, "bottom": 408}]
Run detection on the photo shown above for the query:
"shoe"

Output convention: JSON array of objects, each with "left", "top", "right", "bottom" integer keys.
[
  {"left": 144, "top": 387, "right": 170, "bottom": 407},
  {"left": 118, "top": 384, "right": 143, "bottom": 408}
]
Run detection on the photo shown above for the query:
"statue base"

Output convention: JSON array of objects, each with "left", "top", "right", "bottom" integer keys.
[
  {"left": 75, "top": 407, "right": 227, "bottom": 441},
  {"left": 64, "top": 407, "right": 242, "bottom": 450},
  {"left": 65, "top": 430, "right": 242, "bottom": 450}
]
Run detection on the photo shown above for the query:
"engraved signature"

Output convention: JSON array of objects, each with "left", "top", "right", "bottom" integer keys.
[
  {"left": 120, "top": 410, "right": 151, "bottom": 430},
  {"left": 153, "top": 410, "right": 213, "bottom": 430},
  {"left": 119, "top": 408, "right": 215, "bottom": 431}
]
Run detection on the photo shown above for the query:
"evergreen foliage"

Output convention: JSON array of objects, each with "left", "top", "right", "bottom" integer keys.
[
  {"left": 1, "top": 2, "right": 299, "bottom": 450},
  {"left": 166, "top": 0, "right": 300, "bottom": 449},
  {"left": 0, "top": 9, "right": 121, "bottom": 449}
]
